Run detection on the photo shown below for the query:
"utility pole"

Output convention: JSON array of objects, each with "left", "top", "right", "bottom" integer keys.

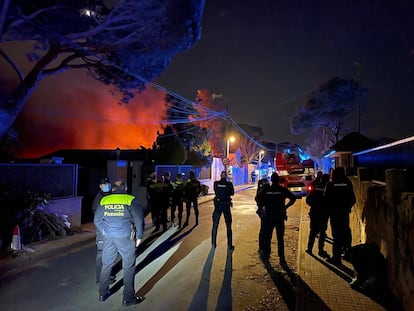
[{"left": 258, "top": 150, "right": 264, "bottom": 170}]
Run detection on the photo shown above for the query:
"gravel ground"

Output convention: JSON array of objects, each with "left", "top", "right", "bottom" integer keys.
[{"left": 232, "top": 196, "right": 302, "bottom": 311}]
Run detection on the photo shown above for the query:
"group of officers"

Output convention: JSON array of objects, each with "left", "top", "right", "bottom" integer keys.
[
  {"left": 91, "top": 166, "right": 356, "bottom": 306},
  {"left": 145, "top": 170, "right": 202, "bottom": 231},
  {"left": 304, "top": 166, "right": 356, "bottom": 265},
  {"left": 145, "top": 170, "right": 236, "bottom": 250},
  {"left": 91, "top": 170, "right": 235, "bottom": 307},
  {"left": 254, "top": 166, "right": 356, "bottom": 268}
]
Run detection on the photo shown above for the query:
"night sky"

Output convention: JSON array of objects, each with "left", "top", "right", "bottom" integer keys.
[
  {"left": 2, "top": 0, "right": 414, "bottom": 158},
  {"left": 155, "top": 0, "right": 414, "bottom": 146}
]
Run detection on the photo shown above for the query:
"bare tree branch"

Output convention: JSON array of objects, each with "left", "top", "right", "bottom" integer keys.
[{"left": 0, "top": 48, "right": 24, "bottom": 81}]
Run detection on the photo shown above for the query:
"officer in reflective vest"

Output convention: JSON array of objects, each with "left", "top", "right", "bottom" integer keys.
[{"left": 94, "top": 179, "right": 145, "bottom": 306}]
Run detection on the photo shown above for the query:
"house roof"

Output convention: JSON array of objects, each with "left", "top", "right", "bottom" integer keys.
[
  {"left": 331, "top": 132, "right": 376, "bottom": 152},
  {"left": 37, "top": 148, "right": 146, "bottom": 165}
]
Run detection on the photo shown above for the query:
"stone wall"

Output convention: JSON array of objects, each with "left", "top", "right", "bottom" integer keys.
[{"left": 349, "top": 168, "right": 414, "bottom": 310}]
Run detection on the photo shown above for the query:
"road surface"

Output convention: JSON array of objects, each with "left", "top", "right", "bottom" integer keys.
[{"left": 0, "top": 187, "right": 301, "bottom": 311}]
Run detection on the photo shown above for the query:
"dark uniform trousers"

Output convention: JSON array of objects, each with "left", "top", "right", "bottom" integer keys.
[
  {"left": 185, "top": 197, "right": 199, "bottom": 224},
  {"left": 325, "top": 179, "right": 355, "bottom": 260},
  {"left": 184, "top": 178, "right": 201, "bottom": 225},
  {"left": 330, "top": 211, "right": 351, "bottom": 259},
  {"left": 171, "top": 198, "right": 183, "bottom": 225},
  {"left": 260, "top": 216, "right": 285, "bottom": 260},
  {"left": 96, "top": 235, "right": 104, "bottom": 283},
  {"left": 171, "top": 178, "right": 184, "bottom": 226},
  {"left": 308, "top": 212, "right": 329, "bottom": 252},
  {"left": 100, "top": 235, "right": 136, "bottom": 301},
  {"left": 211, "top": 201, "right": 232, "bottom": 247}
]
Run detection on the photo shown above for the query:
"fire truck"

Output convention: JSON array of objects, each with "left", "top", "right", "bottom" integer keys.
[{"left": 274, "top": 146, "right": 315, "bottom": 196}]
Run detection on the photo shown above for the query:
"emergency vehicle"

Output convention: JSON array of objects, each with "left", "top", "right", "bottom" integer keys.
[{"left": 274, "top": 147, "right": 315, "bottom": 196}]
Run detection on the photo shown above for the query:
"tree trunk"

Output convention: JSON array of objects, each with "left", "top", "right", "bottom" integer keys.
[{"left": 0, "top": 43, "right": 60, "bottom": 140}]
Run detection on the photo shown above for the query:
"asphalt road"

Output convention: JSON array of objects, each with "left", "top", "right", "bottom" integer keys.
[{"left": 0, "top": 187, "right": 301, "bottom": 311}]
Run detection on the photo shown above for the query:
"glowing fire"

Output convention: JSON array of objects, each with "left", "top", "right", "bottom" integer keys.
[{"left": 13, "top": 71, "right": 167, "bottom": 158}]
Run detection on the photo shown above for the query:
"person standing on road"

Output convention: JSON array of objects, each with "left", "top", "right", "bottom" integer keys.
[
  {"left": 257, "top": 175, "right": 269, "bottom": 194},
  {"left": 163, "top": 171, "right": 174, "bottom": 226},
  {"left": 324, "top": 167, "right": 356, "bottom": 265},
  {"left": 94, "top": 179, "right": 145, "bottom": 306},
  {"left": 255, "top": 176, "right": 269, "bottom": 251},
  {"left": 251, "top": 170, "right": 257, "bottom": 183},
  {"left": 150, "top": 175, "right": 170, "bottom": 232},
  {"left": 211, "top": 170, "right": 235, "bottom": 250},
  {"left": 183, "top": 170, "right": 201, "bottom": 227},
  {"left": 145, "top": 172, "right": 156, "bottom": 225},
  {"left": 171, "top": 174, "right": 185, "bottom": 228},
  {"left": 255, "top": 175, "right": 270, "bottom": 214},
  {"left": 256, "top": 172, "right": 296, "bottom": 266},
  {"left": 91, "top": 177, "right": 117, "bottom": 285},
  {"left": 305, "top": 173, "right": 330, "bottom": 258}
]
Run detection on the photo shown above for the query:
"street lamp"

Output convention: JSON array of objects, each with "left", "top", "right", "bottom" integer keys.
[
  {"left": 258, "top": 150, "right": 265, "bottom": 178},
  {"left": 258, "top": 150, "right": 264, "bottom": 167},
  {"left": 226, "top": 136, "right": 235, "bottom": 160},
  {"left": 224, "top": 136, "right": 235, "bottom": 175}
]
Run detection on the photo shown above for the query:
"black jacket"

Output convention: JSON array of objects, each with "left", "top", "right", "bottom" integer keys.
[
  {"left": 214, "top": 178, "right": 234, "bottom": 206},
  {"left": 184, "top": 178, "right": 201, "bottom": 200},
  {"left": 324, "top": 177, "right": 356, "bottom": 216},
  {"left": 256, "top": 183, "right": 296, "bottom": 220}
]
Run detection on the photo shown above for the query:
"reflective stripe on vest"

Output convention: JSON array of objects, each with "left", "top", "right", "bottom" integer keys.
[{"left": 100, "top": 193, "right": 135, "bottom": 206}]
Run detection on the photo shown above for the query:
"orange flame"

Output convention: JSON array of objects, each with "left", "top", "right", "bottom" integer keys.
[{"left": 14, "top": 71, "right": 166, "bottom": 158}]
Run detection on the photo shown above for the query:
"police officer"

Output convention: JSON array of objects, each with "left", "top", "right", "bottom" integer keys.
[
  {"left": 149, "top": 175, "right": 170, "bottom": 232},
  {"left": 211, "top": 170, "right": 235, "bottom": 249},
  {"left": 256, "top": 172, "right": 296, "bottom": 266},
  {"left": 257, "top": 175, "right": 269, "bottom": 194},
  {"left": 91, "top": 177, "right": 116, "bottom": 285},
  {"left": 255, "top": 175, "right": 270, "bottom": 214},
  {"left": 171, "top": 174, "right": 185, "bottom": 227},
  {"left": 305, "top": 173, "right": 330, "bottom": 258},
  {"left": 163, "top": 172, "right": 174, "bottom": 226},
  {"left": 145, "top": 172, "right": 156, "bottom": 224},
  {"left": 251, "top": 170, "right": 257, "bottom": 183},
  {"left": 94, "top": 179, "right": 145, "bottom": 306},
  {"left": 325, "top": 167, "right": 356, "bottom": 265},
  {"left": 255, "top": 176, "right": 269, "bottom": 251},
  {"left": 183, "top": 170, "right": 201, "bottom": 227}
]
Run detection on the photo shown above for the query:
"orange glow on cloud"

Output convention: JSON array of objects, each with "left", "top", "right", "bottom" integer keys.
[{"left": 14, "top": 70, "right": 167, "bottom": 158}]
